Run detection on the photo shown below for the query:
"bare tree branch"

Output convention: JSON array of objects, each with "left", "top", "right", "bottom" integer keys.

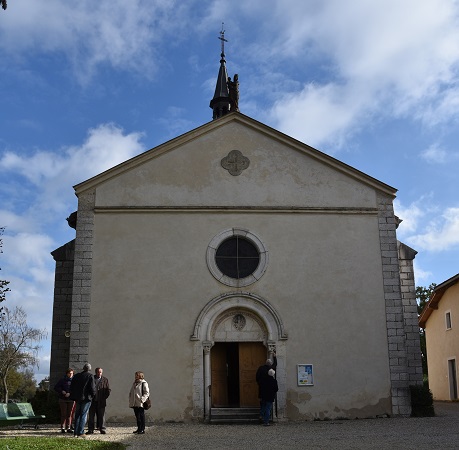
[
  {"left": 0, "top": 227, "right": 10, "bottom": 312},
  {"left": 0, "top": 306, "right": 46, "bottom": 402}
]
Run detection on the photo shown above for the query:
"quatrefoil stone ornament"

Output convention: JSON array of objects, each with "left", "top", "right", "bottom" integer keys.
[{"left": 221, "top": 150, "right": 250, "bottom": 176}]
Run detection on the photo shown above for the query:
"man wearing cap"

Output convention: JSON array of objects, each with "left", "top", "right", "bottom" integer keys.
[{"left": 70, "top": 363, "right": 96, "bottom": 437}]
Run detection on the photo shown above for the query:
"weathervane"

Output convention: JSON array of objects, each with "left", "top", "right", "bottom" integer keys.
[{"left": 218, "top": 22, "right": 227, "bottom": 56}]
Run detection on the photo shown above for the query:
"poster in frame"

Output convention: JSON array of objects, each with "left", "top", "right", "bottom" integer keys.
[{"left": 297, "top": 364, "right": 314, "bottom": 386}]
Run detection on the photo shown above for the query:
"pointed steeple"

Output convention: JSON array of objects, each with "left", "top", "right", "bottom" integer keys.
[{"left": 210, "top": 25, "right": 236, "bottom": 120}]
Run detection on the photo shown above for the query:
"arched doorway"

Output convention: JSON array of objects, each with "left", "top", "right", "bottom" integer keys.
[{"left": 190, "top": 293, "right": 288, "bottom": 421}]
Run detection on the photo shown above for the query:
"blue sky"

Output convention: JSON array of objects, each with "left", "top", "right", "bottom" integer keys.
[{"left": 1, "top": 0, "right": 458, "bottom": 382}]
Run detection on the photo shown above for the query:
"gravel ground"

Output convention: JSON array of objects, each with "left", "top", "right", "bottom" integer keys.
[{"left": 1, "top": 402, "right": 458, "bottom": 450}]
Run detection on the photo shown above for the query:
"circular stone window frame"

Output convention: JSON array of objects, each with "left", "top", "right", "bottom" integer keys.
[{"left": 206, "top": 228, "right": 269, "bottom": 287}]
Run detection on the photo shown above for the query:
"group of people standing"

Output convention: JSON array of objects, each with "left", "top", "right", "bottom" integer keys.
[
  {"left": 54, "top": 364, "right": 150, "bottom": 437},
  {"left": 256, "top": 354, "right": 279, "bottom": 426},
  {"left": 54, "top": 363, "right": 110, "bottom": 437}
]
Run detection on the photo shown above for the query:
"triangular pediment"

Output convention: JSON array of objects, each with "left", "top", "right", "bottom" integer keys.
[{"left": 74, "top": 112, "right": 396, "bottom": 209}]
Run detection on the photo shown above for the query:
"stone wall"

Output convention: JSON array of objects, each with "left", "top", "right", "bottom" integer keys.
[
  {"left": 378, "top": 194, "right": 411, "bottom": 416},
  {"left": 378, "top": 195, "right": 424, "bottom": 416},
  {"left": 49, "top": 239, "right": 75, "bottom": 387},
  {"left": 397, "top": 241, "right": 423, "bottom": 386},
  {"left": 68, "top": 190, "right": 95, "bottom": 369}
]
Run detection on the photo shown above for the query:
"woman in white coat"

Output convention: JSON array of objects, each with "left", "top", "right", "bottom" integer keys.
[{"left": 128, "top": 371, "right": 150, "bottom": 434}]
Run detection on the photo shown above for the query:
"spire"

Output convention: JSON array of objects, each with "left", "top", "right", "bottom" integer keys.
[{"left": 210, "top": 24, "right": 239, "bottom": 119}]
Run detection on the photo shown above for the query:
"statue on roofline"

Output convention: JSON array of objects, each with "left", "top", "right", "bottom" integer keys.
[{"left": 227, "top": 74, "right": 239, "bottom": 112}]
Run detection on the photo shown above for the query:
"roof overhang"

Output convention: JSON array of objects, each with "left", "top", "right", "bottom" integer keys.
[{"left": 419, "top": 273, "right": 459, "bottom": 328}]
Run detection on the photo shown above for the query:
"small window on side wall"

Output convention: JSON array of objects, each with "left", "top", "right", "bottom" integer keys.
[{"left": 446, "top": 311, "right": 452, "bottom": 330}]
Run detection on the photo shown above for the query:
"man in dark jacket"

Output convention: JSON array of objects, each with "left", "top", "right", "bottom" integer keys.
[
  {"left": 87, "top": 367, "right": 111, "bottom": 435},
  {"left": 256, "top": 354, "right": 277, "bottom": 417},
  {"left": 70, "top": 363, "right": 96, "bottom": 437},
  {"left": 260, "top": 369, "right": 278, "bottom": 426}
]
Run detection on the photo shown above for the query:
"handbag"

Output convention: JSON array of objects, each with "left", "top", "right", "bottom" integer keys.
[{"left": 142, "top": 381, "right": 151, "bottom": 410}]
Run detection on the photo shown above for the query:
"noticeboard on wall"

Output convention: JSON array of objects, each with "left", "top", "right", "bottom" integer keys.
[{"left": 297, "top": 364, "right": 314, "bottom": 386}]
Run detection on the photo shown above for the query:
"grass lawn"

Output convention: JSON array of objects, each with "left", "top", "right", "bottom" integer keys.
[{"left": 0, "top": 436, "right": 126, "bottom": 449}]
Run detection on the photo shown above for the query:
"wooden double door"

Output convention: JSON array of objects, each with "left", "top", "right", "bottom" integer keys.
[{"left": 211, "top": 342, "right": 266, "bottom": 407}]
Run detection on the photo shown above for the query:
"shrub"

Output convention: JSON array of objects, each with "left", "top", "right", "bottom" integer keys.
[
  {"left": 410, "top": 383, "right": 435, "bottom": 417},
  {"left": 30, "top": 390, "right": 60, "bottom": 423}
]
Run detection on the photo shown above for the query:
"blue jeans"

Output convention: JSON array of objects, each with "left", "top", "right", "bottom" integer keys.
[
  {"left": 73, "top": 400, "right": 91, "bottom": 436},
  {"left": 261, "top": 400, "right": 273, "bottom": 425}
]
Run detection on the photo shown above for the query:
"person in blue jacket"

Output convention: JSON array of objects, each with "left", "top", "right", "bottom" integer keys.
[{"left": 54, "top": 368, "right": 75, "bottom": 433}]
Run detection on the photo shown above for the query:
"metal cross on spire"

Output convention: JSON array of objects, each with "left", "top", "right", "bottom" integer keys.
[{"left": 218, "top": 22, "right": 227, "bottom": 56}]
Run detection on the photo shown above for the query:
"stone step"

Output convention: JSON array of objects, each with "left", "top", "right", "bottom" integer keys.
[{"left": 210, "top": 407, "right": 261, "bottom": 424}]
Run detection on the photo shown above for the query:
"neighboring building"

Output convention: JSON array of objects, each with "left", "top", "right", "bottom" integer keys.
[
  {"left": 419, "top": 273, "right": 459, "bottom": 401},
  {"left": 49, "top": 40, "right": 423, "bottom": 422}
]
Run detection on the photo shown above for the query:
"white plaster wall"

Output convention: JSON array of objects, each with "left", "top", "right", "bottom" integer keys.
[
  {"left": 84, "top": 118, "right": 393, "bottom": 421},
  {"left": 425, "top": 283, "right": 459, "bottom": 400},
  {"left": 88, "top": 211, "right": 391, "bottom": 421},
  {"left": 94, "top": 121, "right": 377, "bottom": 209}
]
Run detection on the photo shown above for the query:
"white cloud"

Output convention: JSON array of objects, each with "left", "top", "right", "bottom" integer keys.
[
  {"left": 421, "top": 144, "right": 448, "bottom": 164},
  {"left": 413, "top": 262, "right": 433, "bottom": 285},
  {"left": 3, "top": 233, "right": 54, "bottom": 273},
  {"left": 3, "top": 0, "right": 459, "bottom": 149},
  {"left": 0, "top": 124, "right": 146, "bottom": 363},
  {"left": 421, "top": 143, "right": 459, "bottom": 164},
  {"left": 394, "top": 198, "right": 459, "bottom": 252},
  {"left": 1, "top": 123, "right": 145, "bottom": 220},
  {"left": 242, "top": 0, "right": 459, "bottom": 149},
  {"left": 35, "top": 352, "right": 51, "bottom": 383},
  {"left": 408, "top": 207, "right": 459, "bottom": 252},
  {"left": 155, "top": 107, "right": 194, "bottom": 139},
  {"left": 0, "top": 210, "right": 34, "bottom": 234},
  {"left": 269, "top": 82, "right": 366, "bottom": 149},
  {"left": 60, "top": 123, "right": 145, "bottom": 185},
  {"left": 0, "top": 0, "right": 193, "bottom": 84},
  {"left": 394, "top": 199, "right": 428, "bottom": 235},
  {"left": 3, "top": 233, "right": 56, "bottom": 332}
]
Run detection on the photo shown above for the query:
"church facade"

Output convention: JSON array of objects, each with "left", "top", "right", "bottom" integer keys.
[{"left": 49, "top": 45, "right": 423, "bottom": 422}]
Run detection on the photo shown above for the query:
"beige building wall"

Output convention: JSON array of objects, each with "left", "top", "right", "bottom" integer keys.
[
  {"left": 88, "top": 211, "right": 391, "bottom": 421},
  {"left": 425, "top": 282, "right": 459, "bottom": 400},
  {"left": 65, "top": 114, "right": 417, "bottom": 421}
]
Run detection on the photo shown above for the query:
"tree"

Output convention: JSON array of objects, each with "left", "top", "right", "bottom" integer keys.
[
  {"left": 0, "top": 367, "right": 37, "bottom": 402},
  {"left": 37, "top": 376, "right": 50, "bottom": 392},
  {"left": 0, "top": 306, "right": 46, "bottom": 402},
  {"left": 0, "top": 227, "right": 10, "bottom": 316},
  {"left": 416, "top": 283, "right": 437, "bottom": 380},
  {"left": 13, "top": 369, "right": 37, "bottom": 401}
]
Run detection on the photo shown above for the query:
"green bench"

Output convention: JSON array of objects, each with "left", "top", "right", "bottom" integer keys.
[
  {"left": 0, "top": 403, "right": 28, "bottom": 425},
  {"left": 0, "top": 402, "right": 45, "bottom": 429}
]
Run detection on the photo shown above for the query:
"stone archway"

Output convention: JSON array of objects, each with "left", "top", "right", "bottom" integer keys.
[{"left": 190, "top": 292, "right": 288, "bottom": 421}]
